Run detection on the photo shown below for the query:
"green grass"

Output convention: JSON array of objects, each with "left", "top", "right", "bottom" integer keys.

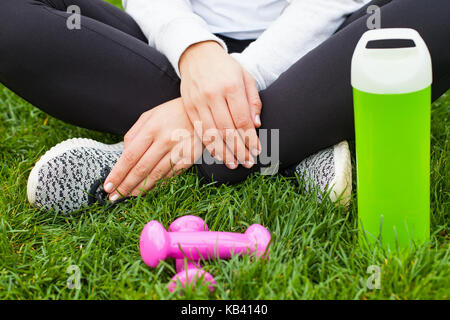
[{"left": 0, "top": 0, "right": 449, "bottom": 300}]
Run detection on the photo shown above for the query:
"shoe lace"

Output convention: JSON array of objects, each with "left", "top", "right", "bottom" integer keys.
[{"left": 87, "top": 167, "right": 130, "bottom": 209}]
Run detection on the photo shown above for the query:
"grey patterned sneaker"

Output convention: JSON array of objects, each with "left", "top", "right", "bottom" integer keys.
[
  {"left": 283, "top": 141, "right": 352, "bottom": 206},
  {"left": 27, "top": 138, "right": 123, "bottom": 213}
]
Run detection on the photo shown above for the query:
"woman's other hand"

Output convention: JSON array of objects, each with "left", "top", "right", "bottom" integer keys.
[
  {"left": 179, "top": 41, "right": 262, "bottom": 170},
  {"left": 103, "top": 98, "right": 203, "bottom": 200}
]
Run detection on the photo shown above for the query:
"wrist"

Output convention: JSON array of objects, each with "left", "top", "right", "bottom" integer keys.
[{"left": 179, "top": 40, "right": 224, "bottom": 75}]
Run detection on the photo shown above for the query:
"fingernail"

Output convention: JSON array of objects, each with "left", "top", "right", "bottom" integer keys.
[
  {"left": 254, "top": 115, "right": 261, "bottom": 127},
  {"left": 251, "top": 148, "right": 260, "bottom": 157},
  {"left": 110, "top": 194, "right": 119, "bottom": 202},
  {"left": 244, "top": 160, "right": 254, "bottom": 168},
  {"left": 104, "top": 182, "right": 114, "bottom": 193},
  {"left": 227, "top": 161, "right": 238, "bottom": 169}
]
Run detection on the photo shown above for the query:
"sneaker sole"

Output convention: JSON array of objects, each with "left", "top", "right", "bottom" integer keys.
[
  {"left": 27, "top": 138, "right": 123, "bottom": 206},
  {"left": 329, "top": 141, "right": 352, "bottom": 206}
]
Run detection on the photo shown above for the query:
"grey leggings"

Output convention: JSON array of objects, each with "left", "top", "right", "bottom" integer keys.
[{"left": 0, "top": 0, "right": 449, "bottom": 183}]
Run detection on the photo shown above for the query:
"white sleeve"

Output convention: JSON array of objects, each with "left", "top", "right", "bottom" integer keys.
[
  {"left": 122, "top": 0, "right": 227, "bottom": 76},
  {"left": 231, "top": 0, "right": 370, "bottom": 91}
]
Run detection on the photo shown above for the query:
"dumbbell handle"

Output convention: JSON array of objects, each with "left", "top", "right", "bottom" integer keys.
[{"left": 168, "top": 232, "right": 258, "bottom": 260}]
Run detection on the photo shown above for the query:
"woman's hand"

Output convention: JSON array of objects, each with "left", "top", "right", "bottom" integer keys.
[
  {"left": 103, "top": 98, "right": 203, "bottom": 201},
  {"left": 179, "top": 41, "right": 262, "bottom": 170}
]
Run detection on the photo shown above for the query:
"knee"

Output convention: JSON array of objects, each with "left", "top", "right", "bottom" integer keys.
[
  {"left": 0, "top": 1, "right": 15, "bottom": 64},
  {"left": 0, "top": 0, "right": 22, "bottom": 26},
  {"left": 0, "top": 1, "right": 40, "bottom": 74},
  {"left": 0, "top": 1, "right": 26, "bottom": 51}
]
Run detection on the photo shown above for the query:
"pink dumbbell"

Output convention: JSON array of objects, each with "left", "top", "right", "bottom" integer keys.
[
  {"left": 167, "top": 215, "right": 216, "bottom": 292},
  {"left": 140, "top": 220, "right": 271, "bottom": 268}
]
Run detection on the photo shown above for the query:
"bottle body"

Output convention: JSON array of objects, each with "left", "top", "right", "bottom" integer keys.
[
  {"left": 351, "top": 28, "right": 432, "bottom": 250},
  {"left": 354, "top": 87, "right": 431, "bottom": 249}
]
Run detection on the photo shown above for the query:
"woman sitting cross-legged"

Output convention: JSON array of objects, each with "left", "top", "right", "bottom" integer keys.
[{"left": 0, "top": 0, "right": 448, "bottom": 213}]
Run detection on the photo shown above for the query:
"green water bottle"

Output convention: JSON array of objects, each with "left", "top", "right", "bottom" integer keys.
[{"left": 351, "top": 28, "right": 432, "bottom": 249}]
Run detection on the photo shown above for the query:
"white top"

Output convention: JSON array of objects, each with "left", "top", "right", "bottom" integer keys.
[
  {"left": 123, "top": 0, "right": 370, "bottom": 90},
  {"left": 190, "top": 0, "right": 287, "bottom": 40},
  {"left": 351, "top": 28, "right": 432, "bottom": 94}
]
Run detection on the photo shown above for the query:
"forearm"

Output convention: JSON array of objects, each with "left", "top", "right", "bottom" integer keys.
[
  {"left": 123, "top": 0, "right": 227, "bottom": 76},
  {"left": 232, "top": 0, "right": 371, "bottom": 91}
]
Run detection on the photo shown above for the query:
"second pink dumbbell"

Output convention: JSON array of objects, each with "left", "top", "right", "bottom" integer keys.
[
  {"left": 167, "top": 215, "right": 216, "bottom": 292},
  {"left": 140, "top": 220, "right": 271, "bottom": 268}
]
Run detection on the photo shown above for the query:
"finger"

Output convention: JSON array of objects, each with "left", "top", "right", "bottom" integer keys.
[
  {"left": 208, "top": 97, "right": 247, "bottom": 169},
  {"left": 162, "top": 157, "right": 193, "bottom": 180},
  {"left": 104, "top": 130, "right": 154, "bottom": 195},
  {"left": 243, "top": 71, "right": 262, "bottom": 128},
  {"left": 124, "top": 111, "right": 151, "bottom": 147},
  {"left": 198, "top": 107, "right": 221, "bottom": 158},
  {"left": 130, "top": 152, "right": 174, "bottom": 196},
  {"left": 195, "top": 98, "right": 238, "bottom": 169},
  {"left": 225, "top": 82, "right": 261, "bottom": 160},
  {"left": 109, "top": 142, "right": 169, "bottom": 200},
  {"left": 183, "top": 97, "right": 204, "bottom": 143},
  {"left": 224, "top": 127, "right": 252, "bottom": 168},
  {"left": 182, "top": 96, "right": 228, "bottom": 167},
  {"left": 139, "top": 153, "right": 193, "bottom": 194},
  {"left": 169, "top": 132, "right": 204, "bottom": 170}
]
